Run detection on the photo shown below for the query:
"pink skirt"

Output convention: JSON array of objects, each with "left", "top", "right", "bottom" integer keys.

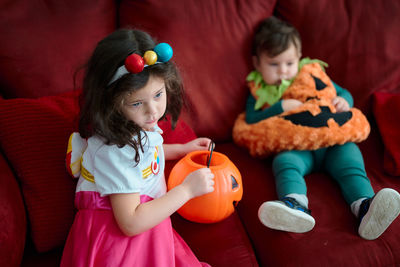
[{"left": 61, "top": 191, "right": 210, "bottom": 267}]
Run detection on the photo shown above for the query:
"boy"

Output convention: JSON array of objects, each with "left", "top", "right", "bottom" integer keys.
[{"left": 247, "top": 16, "right": 400, "bottom": 240}]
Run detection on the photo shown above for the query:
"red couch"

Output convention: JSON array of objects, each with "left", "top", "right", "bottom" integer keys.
[{"left": 1, "top": 0, "right": 400, "bottom": 266}]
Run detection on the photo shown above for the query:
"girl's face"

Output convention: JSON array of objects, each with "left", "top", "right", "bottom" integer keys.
[
  {"left": 253, "top": 42, "right": 301, "bottom": 85},
  {"left": 121, "top": 75, "right": 167, "bottom": 131}
]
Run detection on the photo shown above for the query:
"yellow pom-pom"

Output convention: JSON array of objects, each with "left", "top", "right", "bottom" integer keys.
[{"left": 144, "top": 51, "right": 157, "bottom": 65}]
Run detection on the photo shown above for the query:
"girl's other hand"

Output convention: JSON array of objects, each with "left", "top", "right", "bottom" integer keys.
[
  {"left": 180, "top": 168, "right": 215, "bottom": 199},
  {"left": 184, "top": 137, "right": 213, "bottom": 153}
]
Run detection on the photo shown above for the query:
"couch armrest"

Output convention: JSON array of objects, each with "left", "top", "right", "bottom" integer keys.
[{"left": 0, "top": 151, "right": 27, "bottom": 266}]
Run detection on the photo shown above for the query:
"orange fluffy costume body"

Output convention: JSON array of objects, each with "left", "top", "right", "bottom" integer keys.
[{"left": 232, "top": 61, "right": 370, "bottom": 158}]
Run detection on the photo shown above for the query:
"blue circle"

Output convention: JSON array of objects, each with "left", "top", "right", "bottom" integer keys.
[{"left": 154, "top": 43, "right": 173, "bottom": 62}]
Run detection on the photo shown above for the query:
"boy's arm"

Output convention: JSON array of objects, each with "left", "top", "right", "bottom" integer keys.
[
  {"left": 244, "top": 80, "right": 350, "bottom": 124},
  {"left": 245, "top": 94, "right": 284, "bottom": 124},
  {"left": 333, "top": 81, "right": 354, "bottom": 107}
]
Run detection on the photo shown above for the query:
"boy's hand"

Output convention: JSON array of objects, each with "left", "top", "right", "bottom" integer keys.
[
  {"left": 282, "top": 99, "right": 303, "bottom": 111},
  {"left": 332, "top": 96, "right": 350, "bottom": 112}
]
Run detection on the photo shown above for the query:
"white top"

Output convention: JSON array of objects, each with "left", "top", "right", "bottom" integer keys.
[{"left": 76, "top": 125, "right": 166, "bottom": 199}]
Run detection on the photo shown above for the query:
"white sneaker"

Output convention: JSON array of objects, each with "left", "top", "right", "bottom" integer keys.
[
  {"left": 258, "top": 197, "right": 315, "bottom": 233},
  {"left": 358, "top": 188, "right": 400, "bottom": 240}
]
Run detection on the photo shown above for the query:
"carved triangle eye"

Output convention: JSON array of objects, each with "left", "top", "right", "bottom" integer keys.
[
  {"left": 231, "top": 175, "right": 239, "bottom": 190},
  {"left": 312, "top": 75, "right": 327, "bottom": 90}
]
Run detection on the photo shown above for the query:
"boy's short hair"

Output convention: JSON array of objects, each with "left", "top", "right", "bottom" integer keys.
[{"left": 252, "top": 16, "right": 301, "bottom": 57}]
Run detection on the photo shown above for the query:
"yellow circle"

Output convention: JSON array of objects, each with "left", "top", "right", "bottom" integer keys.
[{"left": 144, "top": 51, "right": 157, "bottom": 65}]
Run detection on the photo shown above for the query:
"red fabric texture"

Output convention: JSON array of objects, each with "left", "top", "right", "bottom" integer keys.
[
  {"left": 0, "top": 152, "right": 26, "bottom": 267},
  {"left": 219, "top": 135, "right": 400, "bottom": 266},
  {"left": 0, "top": 0, "right": 116, "bottom": 99},
  {"left": 119, "top": 0, "right": 276, "bottom": 141},
  {"left": 275, "top": 0, "right": 400, "bottom": 116},
  {"left": 373, "top": 92, "right": 400, "bottom": 176},
  {"left": 159, "top": 116, "right": 197, "bottom": 144},
  {"left": 170, "top": 211, "right": 258, "bottom": 267},
  {"left": 0, "top": 91, "right": 81, "bottom": 252}
]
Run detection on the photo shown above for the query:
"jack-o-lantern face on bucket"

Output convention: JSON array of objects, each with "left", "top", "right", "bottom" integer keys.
[{"left": 168, "top": 151, "right": 243, "bottom": 223}]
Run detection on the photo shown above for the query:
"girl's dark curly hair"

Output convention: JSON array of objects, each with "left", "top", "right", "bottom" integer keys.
[{"left": 79, "top": 29, "right": 183, "bottom": 164}]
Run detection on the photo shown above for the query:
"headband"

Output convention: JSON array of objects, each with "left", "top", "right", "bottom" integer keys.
[{"left": 109, "top": 42, "right": 173, "bottom": 85}]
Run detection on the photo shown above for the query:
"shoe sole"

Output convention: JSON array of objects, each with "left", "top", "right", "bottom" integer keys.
[
  {"left": 258, "top": 201, "right": 315, "bottom": 233},
  {"left": 358, "top": 188, "right": 400, "bottom": 240}
]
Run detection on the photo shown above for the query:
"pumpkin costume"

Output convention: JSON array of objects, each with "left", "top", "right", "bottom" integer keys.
[
  {"left": 233, "top": 58, "right": 375, "bottom": 216},
  {"left": 232, "top": 60, "right": 370, "bottom": 158}
]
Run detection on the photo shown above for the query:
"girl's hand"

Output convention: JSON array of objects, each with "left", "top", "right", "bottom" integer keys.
[
  {"left": 332, "top": 96, "right": 350, "bottom": 112},
  {"left": 282, "top": 99, "right": 303, "bottom": 111},
  {"left": 163, "top": 138, "right": 213, "bottom": 160},
  {"left": 184, "top": 137, "right": 213, "bottom": 153},
  {"left": 180, "top": 168, "right": 215, "bottom": 199}
]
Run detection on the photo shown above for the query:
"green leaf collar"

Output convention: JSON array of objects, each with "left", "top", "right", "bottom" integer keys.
[{"left": 247, "top": 57, "right": 328, "bottom": 110}]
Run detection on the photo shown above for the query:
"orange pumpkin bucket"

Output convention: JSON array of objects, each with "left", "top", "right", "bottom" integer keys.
[{"left": 168, "top": 150, "right": 243, "bottom": 223}]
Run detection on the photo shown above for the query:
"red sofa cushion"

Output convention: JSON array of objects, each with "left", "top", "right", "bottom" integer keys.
[
  {"left": 119, "top": 0, "right": 276, "bottom": 141},
  {"left": 220, "top": 136, "right": 400, "bottom": 266},
  {"left": 0, "top": 91, "right": 80, "bottom": 252},
  {"left": 0, "top": 0, "right": 116, "bottom": 99},
  {"left": 373, "top": 91, "right": 400, "bottom": 176},
  {"left": 275, "top": 0, "right": 400, "bottom": 116},
  {"left": 0, "top": 152, "right": 26, "bottom": 266},
  {"left": 0, "top": 90, "right": 196, "bottom": 253},
  {"left": 170, "top": 212, "right": 258, "bottom": 266}
]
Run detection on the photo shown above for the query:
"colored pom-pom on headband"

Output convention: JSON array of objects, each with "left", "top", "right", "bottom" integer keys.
[{"left": 108, "top": 43, "right": 173, "bottom": 85}]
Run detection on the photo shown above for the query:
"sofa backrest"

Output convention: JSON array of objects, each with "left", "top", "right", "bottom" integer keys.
[
  {"left": 0, "top": 0, "right": 117, "bottom": 254},
  {"left": 2, "top": 0, "right": 400, "bottom": 142},
  {"left": 0, "top": 0, "right": 117, "bottom": 99},
  {"left": 275, "top": 0, "right": 400, "bottom": 117},
  {"left": 119, "top": 0, "right": 277, "bottom": 141},
  {"left": 120, "top": 0, "right": 400, "bottom": 142}
]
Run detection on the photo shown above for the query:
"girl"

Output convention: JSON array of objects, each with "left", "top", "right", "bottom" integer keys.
[{"left": 61, "top": 29, "right": 214, "bottom": 266}]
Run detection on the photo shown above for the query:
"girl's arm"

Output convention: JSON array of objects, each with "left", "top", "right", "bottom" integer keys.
[
  {"left": 163, "top": 137, "right": 212, "bottom": 160},
  {"left": 110, "top": 167, "right": 214, "bottom": 236}
]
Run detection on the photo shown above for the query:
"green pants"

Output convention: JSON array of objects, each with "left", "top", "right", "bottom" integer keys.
[{"left": 272, "top": 142, "right": 374, "bottom": 204}]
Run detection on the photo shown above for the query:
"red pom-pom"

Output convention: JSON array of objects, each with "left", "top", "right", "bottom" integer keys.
[{"left": 125, "top": 54, "right": 144, "bottom": 73}]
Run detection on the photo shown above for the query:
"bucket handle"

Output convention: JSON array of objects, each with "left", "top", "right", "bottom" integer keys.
[{"left": 206, "top": 141, "right": 215, "bottom": 168}]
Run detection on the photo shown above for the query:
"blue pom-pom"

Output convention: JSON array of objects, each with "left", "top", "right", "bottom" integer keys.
[{"left": 154, "top": 43, "right": 173, "bottom": 62}]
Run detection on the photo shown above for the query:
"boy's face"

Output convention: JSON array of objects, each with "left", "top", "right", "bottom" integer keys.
[{"left": 253, "top": 43, "right": 301, "bottom": 85}]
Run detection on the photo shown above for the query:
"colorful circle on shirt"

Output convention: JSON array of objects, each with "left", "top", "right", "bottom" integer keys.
[{"left": 151, "top": 158, "right": 160, "bottom": 175}]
